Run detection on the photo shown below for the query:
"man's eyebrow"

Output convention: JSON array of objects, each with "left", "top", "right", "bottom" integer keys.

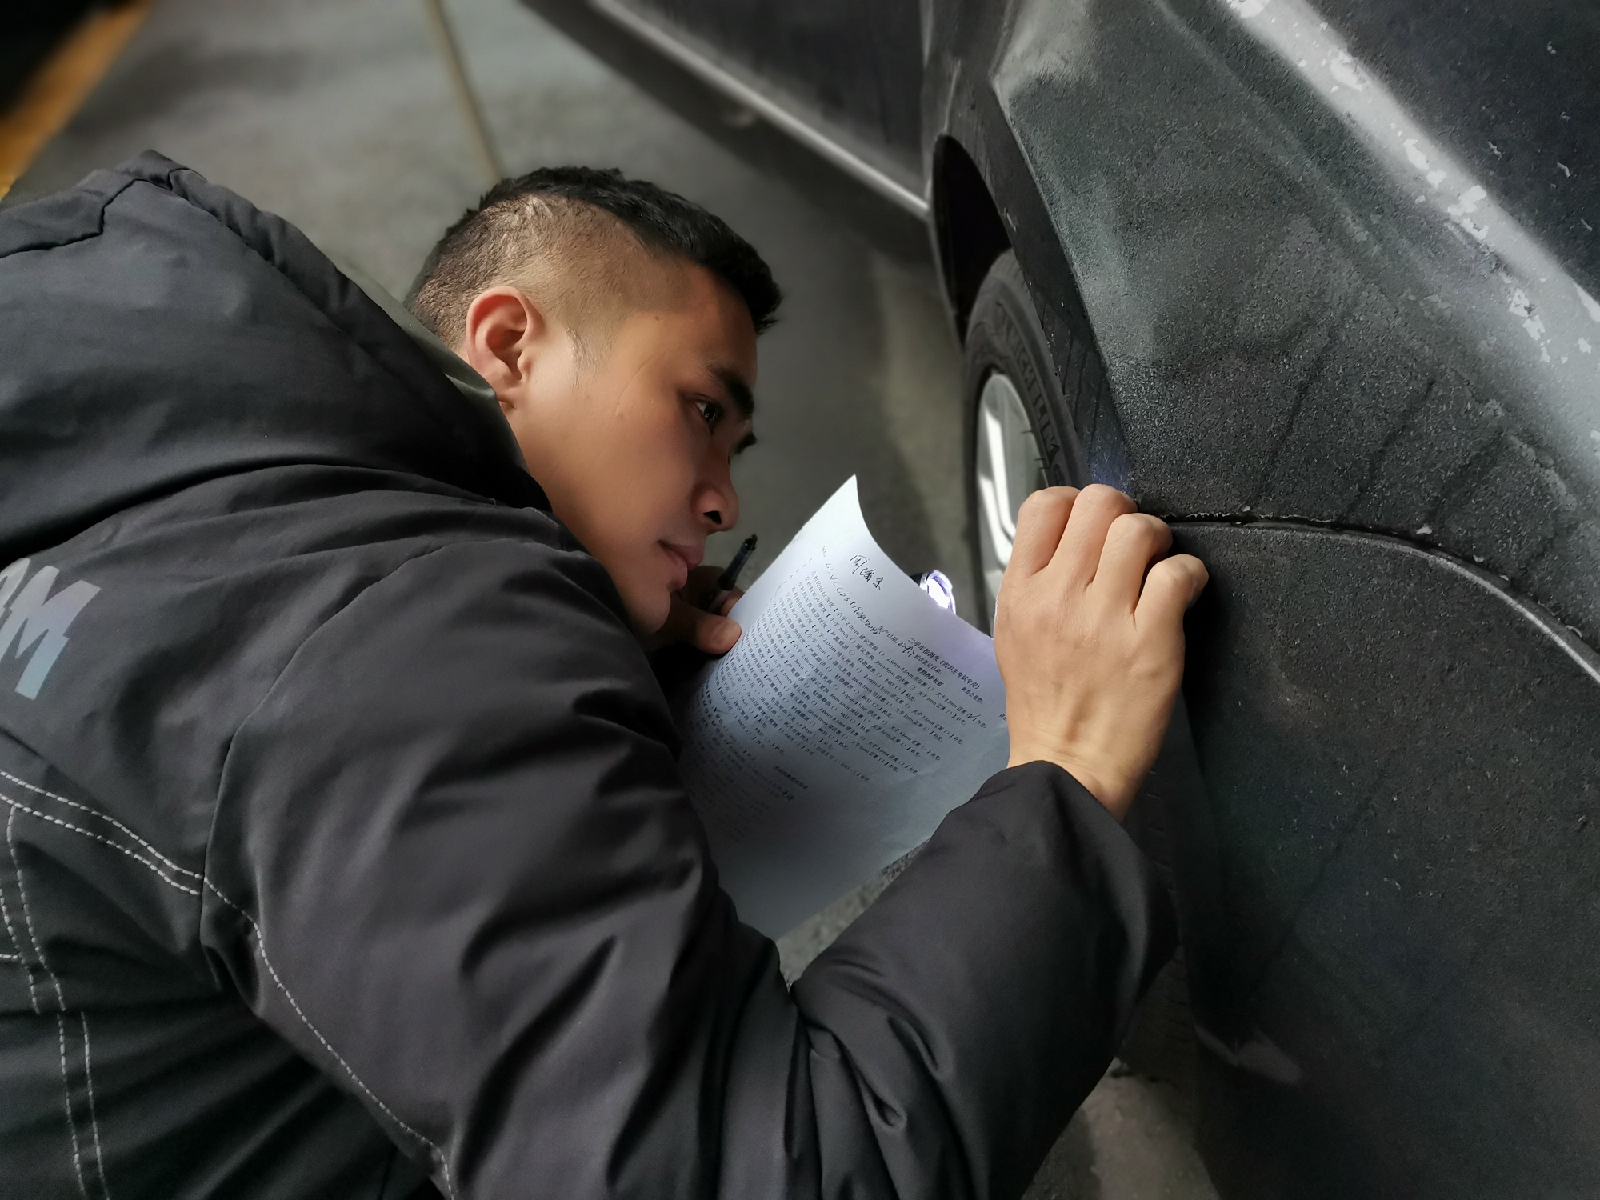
[{"left": 711, "top": 365, "right": 755, "bottom": 418}]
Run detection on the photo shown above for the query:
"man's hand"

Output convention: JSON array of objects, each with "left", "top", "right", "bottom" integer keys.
[
  {"left": 996, "top": 485, "right": 1208, "bottom": 820},
  {"left": 648, "top": 565, "right": 743, "bottom": 655}
]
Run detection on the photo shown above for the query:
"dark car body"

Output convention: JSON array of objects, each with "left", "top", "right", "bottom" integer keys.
[{"left": 550, "top": 0, "right": 1600, "bottom": 1195}]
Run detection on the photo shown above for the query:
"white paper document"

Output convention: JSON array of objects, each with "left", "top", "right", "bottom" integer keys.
[{"left": 676, "top": 477, "right": 1009, "bottom": 937}]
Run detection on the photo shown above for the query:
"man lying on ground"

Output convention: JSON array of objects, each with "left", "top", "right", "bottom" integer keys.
[{"left": 0, "top": 152, "right": 1206, "bottom": 1200}]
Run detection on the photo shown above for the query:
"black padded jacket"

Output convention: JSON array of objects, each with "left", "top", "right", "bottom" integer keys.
[{"left": 0, "top": 153, "right": 1175, "bottom": 1200}]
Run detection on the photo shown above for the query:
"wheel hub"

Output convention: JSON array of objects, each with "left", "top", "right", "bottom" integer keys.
[{"left": 975, "top": 370, "right": 1047, "bottom": 621}]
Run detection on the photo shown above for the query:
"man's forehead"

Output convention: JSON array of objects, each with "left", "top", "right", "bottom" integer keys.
[
  {"left": 606, "top": 259, "right": 758, "bottom": 405},
  {"left": 653, "top": 267, "right": 758, "bottom": 407}
]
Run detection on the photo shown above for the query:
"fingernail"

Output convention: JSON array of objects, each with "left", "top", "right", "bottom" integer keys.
[{"left": 717, "top": 620, "right": 742, "bottom": 652}]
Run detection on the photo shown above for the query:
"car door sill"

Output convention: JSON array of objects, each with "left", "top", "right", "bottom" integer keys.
[{"left": 585, "top": 0, "right": 928, "bottom": 218}]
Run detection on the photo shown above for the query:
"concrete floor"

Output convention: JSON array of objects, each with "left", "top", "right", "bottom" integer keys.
[{"left": 10, "top": 2, "right": 1217, "bottom": 1194}]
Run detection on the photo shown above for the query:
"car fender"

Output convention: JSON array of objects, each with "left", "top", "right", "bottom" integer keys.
[{"left": 925, "top": 0, "right": 1600, "bottom": 653}]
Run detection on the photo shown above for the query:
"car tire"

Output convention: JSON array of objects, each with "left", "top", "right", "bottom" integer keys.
[
  {"left": 962, "top": 250, "right": 1089, "bottom": 632},
  {"left": 961, "top": 247, "right": 1198, "bottom": 1098}
]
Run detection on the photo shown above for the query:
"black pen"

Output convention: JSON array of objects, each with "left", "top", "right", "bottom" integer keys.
[{"left": 710, "top": 534, "right": 758, "bottom": 611}]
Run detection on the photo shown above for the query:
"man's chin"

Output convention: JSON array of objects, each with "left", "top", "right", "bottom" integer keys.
[
  {"left": 621, "top": 586, "right": 673, "bottom": 640},
  {"left": 588, "top": 553, "right": 668, "bottom": 635}
]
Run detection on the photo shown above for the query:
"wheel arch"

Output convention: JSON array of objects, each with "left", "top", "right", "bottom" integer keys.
[
  {"left": 929, "top": 136, "right": 1009, "bottom": 339},
  {"left": 927, "top": 102, "right": 1131, "bottom": 489}
]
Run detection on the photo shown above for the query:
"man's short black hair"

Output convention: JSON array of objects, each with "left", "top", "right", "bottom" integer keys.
[{"left": 406, "top": 166, "right": 781, "bottom": 347}]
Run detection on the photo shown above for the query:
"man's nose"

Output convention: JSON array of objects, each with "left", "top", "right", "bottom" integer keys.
[{"left": 700, "top": 470, "right": 739, "bottom": 533}]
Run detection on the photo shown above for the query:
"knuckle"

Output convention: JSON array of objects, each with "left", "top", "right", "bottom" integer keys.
[
  {"left": 1017, "top": 486, "right": 1075, "bottom": 522},
  {"left": 1134, "top": 512, "right": 1171, "bottom": 540},
  {"left": 1081, "top": 483, "right": 1134, "bottom": 511},
  {"left": 1109, "top": 511, "right": 1163, "bottom": 548},
  {"left": 1145, "top": 559, "right": 1186, "bottom": 593}
]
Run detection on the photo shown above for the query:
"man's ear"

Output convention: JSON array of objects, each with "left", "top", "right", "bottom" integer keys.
[{"left": 456, "top": 287, "right": 548, "bottom": 410}]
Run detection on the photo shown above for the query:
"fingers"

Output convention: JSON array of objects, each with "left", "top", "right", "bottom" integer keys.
[
  {"left": 1134, "top": 554, "right": 1209, "bottom": 629},
  {"left": 660, "top": 593, "right": 742, "bottom": 655},
  {"left": 1007, "top": 487, "right": 1079, "bottom": 578},
  {"left": 679, "top": 564, "right": 725, "bottom": 610},
  {"left": 1094, "top": 513, "right": 1173, "bottom": 611},
  {"left": 1051, "top": 485, "right": 1136, "bottom": 589},
  {"left": 663, "top": 564, "right": 743, "bottom": 651},
  {"left": 655, "top": 594, "right": 698, "bottom": 647}
]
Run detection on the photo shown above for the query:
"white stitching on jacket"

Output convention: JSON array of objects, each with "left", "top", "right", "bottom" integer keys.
[
  {"left": 11, "top": 801, "right": 89, "bottom": 1198},
  {"left": 0, "top": 795, "right": 200, "bottom": 897},
  {"left": 0, "top": 814, "right": 35, "bottom": 998},
  {"left": 81, "top": 1012, "right": 111, "bottom": 1198},
  {"left": 211, "top": 890, "right": 458, "bottom": 1200},
  {"left": 0, "top": 784, "right": 457, "bottom": 1200},
  {"left": 5, "top": 808, "right": 43, "bottom": 1013},
  {"left": 0, "top": 770, "right": 199, "bottom": 882},
  {"left": 54, "top": 1013, "right": 90, "bottom": 1199},
  {"left": 0, "top": 800, "right": 116, "bottom": 1195}
]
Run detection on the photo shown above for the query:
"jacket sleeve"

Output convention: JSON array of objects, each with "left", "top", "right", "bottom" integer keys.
[{"left": 205, "top": 536, "right": 1176, "bottom": 1200}]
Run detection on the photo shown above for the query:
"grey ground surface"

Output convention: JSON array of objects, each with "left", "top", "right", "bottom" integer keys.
[{"left": 12, "top": 2, "right": 1216, "bottom": 1194}]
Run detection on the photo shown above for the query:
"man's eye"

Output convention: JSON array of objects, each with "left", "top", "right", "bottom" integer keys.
[{"left": 696, "top": 399, "right": 724, "bottom": 429}]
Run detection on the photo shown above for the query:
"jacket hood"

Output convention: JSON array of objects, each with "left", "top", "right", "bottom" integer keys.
[{"left": 0, "top": 151, "right": 544, "bottom": 560}]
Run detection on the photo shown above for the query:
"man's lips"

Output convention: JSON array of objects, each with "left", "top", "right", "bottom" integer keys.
[{"left": 660, "top": 541, "right": 703, "bottom": 589}]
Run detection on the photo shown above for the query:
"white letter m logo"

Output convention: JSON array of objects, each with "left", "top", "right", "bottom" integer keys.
[{"left": 0, "top": 559, "right": 101, "bottom": 699}]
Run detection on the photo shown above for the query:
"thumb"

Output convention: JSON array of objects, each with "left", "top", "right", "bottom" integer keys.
[{"left": 694, "top": 610, "right": 742, "bottom": 655}]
